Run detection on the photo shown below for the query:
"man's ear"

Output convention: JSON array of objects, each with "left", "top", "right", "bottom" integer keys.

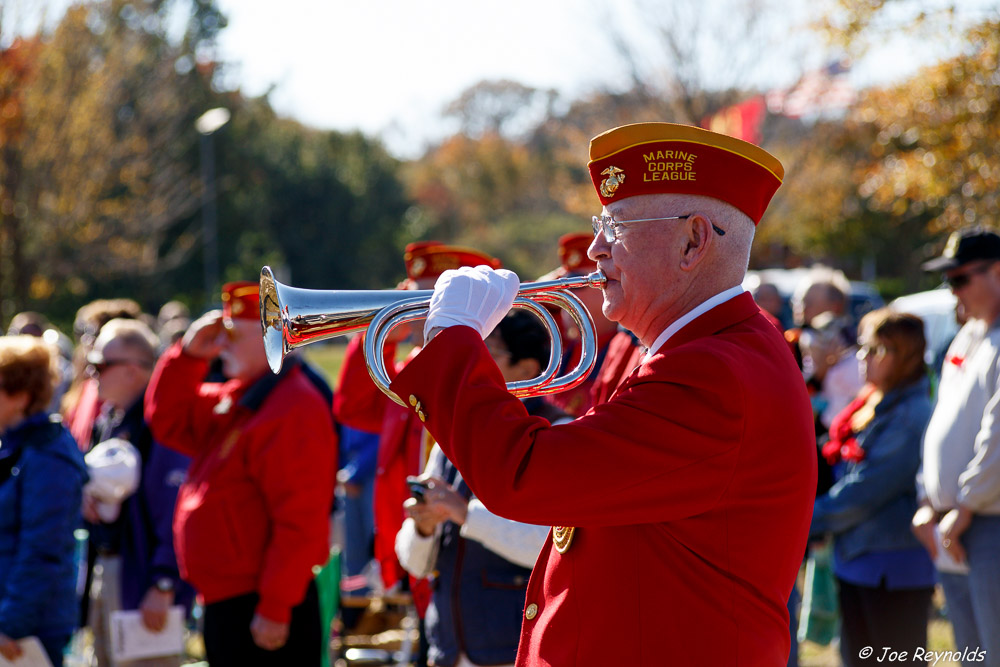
[{"left": 679, "top": 214, "right": 714, "bottom": 272}]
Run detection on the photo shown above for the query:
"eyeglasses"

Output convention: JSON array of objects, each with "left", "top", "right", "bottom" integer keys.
[
  {"left": 86, "top": 359, "right": 150, "bottom": 377},
  {"left": 945, "top": 262, "right": 995, "bottom": 290},
  {"left": 856, "top": 343, "right": 889, "bottom": 361},
  {"left": 591, "top": 214, "right": 725, "bottom": 242}
]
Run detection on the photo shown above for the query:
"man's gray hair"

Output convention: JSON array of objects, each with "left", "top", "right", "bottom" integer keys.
[
  {"left": 97, "top": 317, "right": 160, "bottom": 365},
  {"left": 680, "top": 194, "right": 756, "bottom": 281},
  {"left": 792, "top": 267, "right": 850, "bottom": 310}
]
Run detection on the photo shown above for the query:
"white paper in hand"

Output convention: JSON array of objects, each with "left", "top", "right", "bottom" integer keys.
[
  {"left": 0, "top": 637, "right": 52, "bottom": 667},
  {"left": 109, "top": 606, "right": 185, "bottom": 662},
  {"left": 933, "top": 525, "right": 970, "bottom": 575}
]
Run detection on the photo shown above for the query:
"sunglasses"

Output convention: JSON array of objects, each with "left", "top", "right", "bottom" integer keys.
[
  {"left": 945, "top": 262, "right": 995, "bottom": 290},
  {"left": 86, "top": 359, "right": 150, "bottom": 377},
  {"left": 856, "top": 343, "right": 890, "bottom": 360}
]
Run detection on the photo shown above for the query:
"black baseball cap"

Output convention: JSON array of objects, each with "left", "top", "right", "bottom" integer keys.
[{"left": 921, "top": 227, "right": 1000, "bottom": 272}]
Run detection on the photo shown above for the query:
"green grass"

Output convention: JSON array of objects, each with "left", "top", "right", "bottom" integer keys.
[
  {"left": 303, "top": 342, "right": 350, "bottom": 388},
  {"left": 301, "top": 340, "right": 414, "bottom": 390}
]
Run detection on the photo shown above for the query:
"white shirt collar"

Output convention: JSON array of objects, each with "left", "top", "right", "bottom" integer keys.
[{"left": 645, "top": 285, "right": 746, "bottom": 358}]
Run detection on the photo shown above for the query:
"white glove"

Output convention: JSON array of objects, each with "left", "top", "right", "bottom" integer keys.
[{"left": 424, "top": 265, "right": 519, "bottom": 341}]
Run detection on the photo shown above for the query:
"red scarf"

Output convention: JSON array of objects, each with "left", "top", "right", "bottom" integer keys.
[{"left": 821, "top": 384, "right": 877, "bottom": 465}]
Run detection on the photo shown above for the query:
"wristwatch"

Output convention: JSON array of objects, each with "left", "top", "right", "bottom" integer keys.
[{"left": 154, "top": 577, "right": 175, "bottom": 593}]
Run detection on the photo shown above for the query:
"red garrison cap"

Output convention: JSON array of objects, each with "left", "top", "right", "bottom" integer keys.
[
  {"left": 588, "top": 122, "right": 784, "bottom": 224},
  {"left": 553, "top": 232, "right": 597, "bottom": 278},
  {"left": 404, "top": 243, "right": 502, "bottom": 281},
  {"left": 221, "top": 281, "right": 260, "bottom": 323}
]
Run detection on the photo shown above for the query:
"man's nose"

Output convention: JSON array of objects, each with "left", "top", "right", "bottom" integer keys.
[{"left": 588, "top": 233, "right": 610, "bottom": 261}]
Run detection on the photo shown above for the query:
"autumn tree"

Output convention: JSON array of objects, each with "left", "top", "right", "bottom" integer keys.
[
  {"left": 0, "top": 36, "right": 40, "bottom": 319},
  {"left": 0, "top": 0, "right": 224, "bottom": 322},
  {"left": 209, "top": 95, "right": 413, "bottom": 292},
  {"left": 405, "top": 98, "right": 593, "bottom": 278},
  {"left": 405, "top": 0, "right": 855, "bottom": 279},
  {"left": 442, "top": 79, "right": 558, "bottom": 140},
  {"left": 793, "top": 0, "right": 1000, "bottom": 289}
]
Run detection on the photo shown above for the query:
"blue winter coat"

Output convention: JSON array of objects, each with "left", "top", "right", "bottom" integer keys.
[
  {"left": 810, "top": 378, "right": 932, "bottom": 562},
  {"left": 0, "top": 413, "right": 88, "bottom": 642}
]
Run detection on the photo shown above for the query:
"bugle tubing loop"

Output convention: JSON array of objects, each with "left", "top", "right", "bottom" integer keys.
[{"left": 260, "top": 266, "right": 606, "bottom": 407}]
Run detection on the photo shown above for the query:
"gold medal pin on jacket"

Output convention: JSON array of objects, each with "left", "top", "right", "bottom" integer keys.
[{"left": 552, "top": 526, "right": 575, "bottom": 553}]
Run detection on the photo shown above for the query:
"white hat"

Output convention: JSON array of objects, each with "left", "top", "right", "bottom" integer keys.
[{"left": 84, "top": 438, "right": 140, "bottom": 522}]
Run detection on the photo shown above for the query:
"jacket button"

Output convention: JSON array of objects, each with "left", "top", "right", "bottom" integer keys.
[
  {"left": 409, "top": 394, "right": 418, "bottom": 407},
  {"left": 525, "top": 603, "right": 538, "bottom": 620}
]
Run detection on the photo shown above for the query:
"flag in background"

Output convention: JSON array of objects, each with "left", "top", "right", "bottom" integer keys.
[
  {"left": 701, "top": 96, "right": 767, "bottom": 144},
  {"left": 766, "top": 60, "right": 856, "bottom": 118}
]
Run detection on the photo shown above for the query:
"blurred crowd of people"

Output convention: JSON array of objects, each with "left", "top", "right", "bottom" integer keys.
[
  {"left": 0, "top": 223, "right": 998, "bottom": 667},
  {"left": 759, "top": 226, "right": 999, "bottom": 667},
  {"left": 0, "top": 233, "right": 628, "bottom": 667},
  {"left": 0, "top": 285, "right": 338, "bottom": 667}
]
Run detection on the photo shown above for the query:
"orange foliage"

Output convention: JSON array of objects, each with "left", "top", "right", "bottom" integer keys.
[{"left": 848, "top": 22, "right": 1000, "bottom": 234}]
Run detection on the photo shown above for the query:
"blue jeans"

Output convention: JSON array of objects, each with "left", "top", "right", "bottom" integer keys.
[
  {"left": 938, "top": 514, "right": 1000, "bottom": 667},
  {"left": 787, "top": 585, "right": 800, "bottom": 667},
  {"left": 340, "top": 474, "right": 375, "bottom": 594}
]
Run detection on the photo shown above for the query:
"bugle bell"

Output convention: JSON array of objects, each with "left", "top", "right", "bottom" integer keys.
[{"left": 259, "top": 266, "right": 606, "bottom": 407}]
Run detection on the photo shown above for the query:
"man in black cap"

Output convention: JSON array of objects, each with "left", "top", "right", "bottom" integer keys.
[{"left": 913, "top": 226, "right": 1000, "bottom": 661}]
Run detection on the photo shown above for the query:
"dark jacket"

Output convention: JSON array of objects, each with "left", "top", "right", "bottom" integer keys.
[
  {"left": 427, "top": 398, "right": 563, "bottom": 667},
  {"left": 0, "top": 413, "right": 88, "bottom": 641},
  {"left": 90, "top": 396, "right": 194, "bottom": 610},
  {"left": 427, "top": 459, "right": 532, "bottom": 667}
]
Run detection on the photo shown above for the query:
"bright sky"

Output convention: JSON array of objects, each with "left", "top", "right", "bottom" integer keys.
[
  {"left": 211, "top": 0, "right": 952, "bottom": 158},
  {"left": 8, "top": 0, "right": 965, "bottom": 158},
  {"left": 212, "top": 0, "right": 630, "bottom": 157}
]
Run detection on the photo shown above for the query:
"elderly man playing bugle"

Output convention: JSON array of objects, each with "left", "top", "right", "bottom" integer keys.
[{"left": 390, "top": 123, "right": 817, "bottom": 666}]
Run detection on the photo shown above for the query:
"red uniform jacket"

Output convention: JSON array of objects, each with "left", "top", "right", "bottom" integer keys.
[
  {"left": 334, "top": 337, "right": 428, "bottom": 600},
  {"left": 63, "top": 378, "right": 102, "bottom": 451},
  {"left": 546, "top": 330, "right": 617, "bottom": 418},
  {"left": 145, "top": 344, "right": 336, "bottom": 624},
  {"left": 391, "top": 293, "right": 816, "bottom": 666},
  {"left": 589, "top": 329, "right": 643, "bottom": 407},
  {"left": 332, "top": 335, "right": 395, "bottom": 433},
  {"left": 373, "top": 390, "right": 426, "bottom": 590}
]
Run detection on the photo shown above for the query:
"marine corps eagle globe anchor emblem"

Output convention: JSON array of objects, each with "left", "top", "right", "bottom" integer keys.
[
  {"left": 600, "top": 166, "right": 625, "bottom": 198},
  {"left": 552, "top": 525, "right": 575, "bottom": 553}
]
